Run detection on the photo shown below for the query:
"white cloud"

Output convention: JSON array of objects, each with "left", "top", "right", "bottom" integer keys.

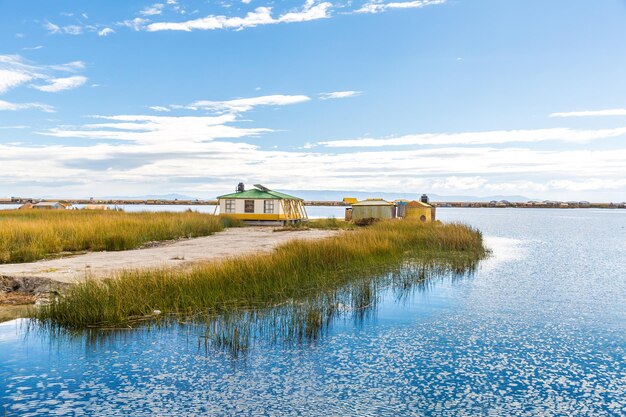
[
  {"left": 44, "top": 22, "right": 62, "bottom": 34},
  {"left": 44, "top": 0, "right": 445, "bottom": 38},
  {"left": 44, "top": 21, "right": 85, "bottom": 35},
  {"left": 98, "top": 28, "right": 115, "bottom": 36},
  {"left": 0, "top": 100, "right": 54, "bottom": 112},
  {"left": 145, "top": 1, "right": 332, "bottom": 32},
  {"left": 6, "top": 100, "right": 621, "bottom": 200},
  {"left": 141, "top": 3, "right": 166, "bottom": 16},
  {"left": 187, "top": 94, "right": 311, "bottom": 113},
  {"left": 4, "top": 134, "right": 626, "bottom": 199},
  {"left": 119, "top": 18, "right": 150, "bottom": 31},
  {"left": 41, "top": 114, "right": 272, "bottom": 145},
  {"left": 146, "top": 7, "right": 272, "bottom": 31},
  {"left": 0, "top": 69, "right": 34, "bottom": 94},
  {"left": 549, "top": 109, "right": 626, "bottom": 118},
  {"left": 49, "top": 61, "right": 86, "bottom": 72},
  {"left": 319, "top": 127, "right": 626, "bottom": 147},
  {"left": 149, "top": 106, "right": 171, "bottom": 112},
  {"left": 279, "top": 1, "right": 332, "bottom": 23},
  {"left": 0, "top": 55, "right": 87, "bottom": 102},
  {"left": 545, "top": 178, "right": 626, "bottom": 192},
  {"left": 63, "top": 25, "right": 83, "bottom": 35},
  {"left": 356, "top": 0, "right": 446, "bottom": 14},
  {"left": 319, "top": 91, "right": 362, "bottom": 100},
  {"left": 33, "top": 75, "right": 87, "bottom": 92},
  {"left": 25, "top": 115, "right": 626, "bottom": 186},
  {"left": 2, "top": 93, "right": 625, "bottom": 200},
  {"left": 431, "top": 176, "right": 488, "bottom": 190}
]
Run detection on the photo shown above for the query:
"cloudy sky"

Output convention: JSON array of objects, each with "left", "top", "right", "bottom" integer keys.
[{"left": 1, "top": 0, "right": 625, "bottom": 200}]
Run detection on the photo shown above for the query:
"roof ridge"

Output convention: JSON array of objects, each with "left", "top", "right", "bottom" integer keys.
[{"left": 216, "top": 188, "right": 302, "bottom": 200}]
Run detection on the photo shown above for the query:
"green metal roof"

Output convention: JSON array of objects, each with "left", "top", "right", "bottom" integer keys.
[{"left": 217, "top": 188, "right": 303, "bottom": 200}]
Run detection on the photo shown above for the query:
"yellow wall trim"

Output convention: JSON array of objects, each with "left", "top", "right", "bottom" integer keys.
[{"left": 224, "top": 213, "right": 305, "bottom": 220}]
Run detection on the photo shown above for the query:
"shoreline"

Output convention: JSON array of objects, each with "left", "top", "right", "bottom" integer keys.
[
  {"left": 1, "top": 200, "right": 625, "bottom": 209},
  {"left": 34, "top": 221, "right": 486, "bottom": 328},
  {"left": 0, "top": 227, "right": 339, "bottom": 289}
]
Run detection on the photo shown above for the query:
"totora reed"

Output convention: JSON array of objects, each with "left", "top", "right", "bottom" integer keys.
[
  {"left": 0, "top": 210, "right": 241, "bottom": 264},
  {"left": 35, "top": 220, "right": 488, "bottom": 328}
]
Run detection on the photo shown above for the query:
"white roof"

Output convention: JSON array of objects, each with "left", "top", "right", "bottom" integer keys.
[{"left": 34, "top": 202, "right": 62, "bottom": 206}]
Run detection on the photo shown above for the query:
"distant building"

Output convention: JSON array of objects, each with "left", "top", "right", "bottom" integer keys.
[
  {"left": 342, "top": 198, "right": 358, "bottom": 222},
  {"left": 216, "top": 184, "right": 307, "bottom": 225},
  {"left": 351, "top": 199, "right": 395, "bottom": 222},
  {"left": 394, "top": 199, "right": 410, "bottom": 218},
  {"left": 83, "top": 204, "right": 109, "bottom": 210},
  {"left": 32, "top": 202, "right": 70, "bottom": 210}
]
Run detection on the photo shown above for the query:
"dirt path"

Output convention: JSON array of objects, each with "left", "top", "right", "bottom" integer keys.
[{"left": 0, "top": 227, "right": 339, "bottom": 284}]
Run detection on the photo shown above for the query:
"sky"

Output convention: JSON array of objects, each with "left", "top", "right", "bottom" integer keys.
[{"left": 1, "top": 0, "right": 626, "bottom": 201}]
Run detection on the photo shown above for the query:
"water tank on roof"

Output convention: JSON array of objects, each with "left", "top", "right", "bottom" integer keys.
[
  {"left": 236, "top": 182, "right": 245, "bottom": 192},
  {"left": 420, "top": 194, "right": 429, "bottom": 204}
]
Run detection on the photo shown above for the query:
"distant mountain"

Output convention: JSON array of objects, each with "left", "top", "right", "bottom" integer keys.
[
  {"left": 98, "top": 193, "right": 200, "bottom": 200},
  {"left": 95, "top": 190, "right": 533, "bottom": 202},
  {"left": 277, "top": 190, "right": 533, "bottom": 203}
]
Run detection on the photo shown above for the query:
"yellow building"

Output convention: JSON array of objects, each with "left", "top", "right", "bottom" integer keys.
[
  {"left": 216, "top": 184, "right": 307, "bottom": 225},
  {"left": 405, "top": 201, "right": 436, "bottom": 222}
]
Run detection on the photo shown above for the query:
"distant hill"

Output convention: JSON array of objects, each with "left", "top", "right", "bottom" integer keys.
[
  {"left": 93, "top": 190, "right": 533, "bottom": 203},
  {"left": 276, "top": 190, "right": 533, "bottom": 203},
  {"left": 98, "top": 193, "right": 199, "bottom": 201}
]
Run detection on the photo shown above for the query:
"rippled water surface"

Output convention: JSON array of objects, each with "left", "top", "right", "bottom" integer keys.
[{"left": 1, "top": 209, "right": 625, "bottom": 416}]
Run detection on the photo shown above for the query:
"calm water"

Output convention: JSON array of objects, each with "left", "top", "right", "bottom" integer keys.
[{"left": 1, "top": 209, "right": 625, "bottom": 416}]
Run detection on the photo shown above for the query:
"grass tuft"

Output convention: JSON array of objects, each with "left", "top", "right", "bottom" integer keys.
[
  {"left": 0, "top": 210, "right": 241, "bottom": 264},
  {"left": 308, "top": 217, "right": 356, "bottom": 230},
  {"left": 35, "top": 220, "right": 487, "bottom": 328},
  {"left": 273, "top": 218, "right": 355, "bottom": 232}
]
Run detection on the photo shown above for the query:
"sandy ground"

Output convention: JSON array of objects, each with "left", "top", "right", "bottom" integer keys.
[{"left": 0, "top": 227, "right": 339, "bottom": 284}]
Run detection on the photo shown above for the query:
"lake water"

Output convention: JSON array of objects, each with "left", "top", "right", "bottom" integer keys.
[{"left": 1, "top": 209, "right": 625, "bottom": 416}]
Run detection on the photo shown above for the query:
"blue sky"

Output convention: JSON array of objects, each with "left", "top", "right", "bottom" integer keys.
[{"left": 1, "top": 0, "right": 626, "bottom": 200}]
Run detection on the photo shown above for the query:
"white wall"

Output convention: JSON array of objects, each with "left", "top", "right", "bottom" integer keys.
[{"left": 219, "top": 199, "right": 282, "bottom": 214}]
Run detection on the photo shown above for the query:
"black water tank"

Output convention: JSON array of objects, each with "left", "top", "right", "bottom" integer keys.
[
  {"left": 420, "top": 194, "right": 429, "bottom": 204},
  {"left": 237, "top": 182, "right": 245, "bottom": 192}
]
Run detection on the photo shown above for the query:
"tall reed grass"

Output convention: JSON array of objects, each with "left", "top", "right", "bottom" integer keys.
[
  {"left": 35, "top": 220, "right": 486, "bottom": 328},
  {"left": 0, "top": 210, "right": 239, "bottom": 264},
  {"left": 273, "top": 217, "right": 355, "bottom": 232}
]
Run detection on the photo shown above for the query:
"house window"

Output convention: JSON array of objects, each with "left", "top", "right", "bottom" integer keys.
[
  {"left": 225, "top": 199, "right": 235, "bottom": 213},
  {"left": 264, "top": 200, "right": 274, "bottom": 214},
  {"left": 245, "top": 200, "right": 255, "bottom": 213}
]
